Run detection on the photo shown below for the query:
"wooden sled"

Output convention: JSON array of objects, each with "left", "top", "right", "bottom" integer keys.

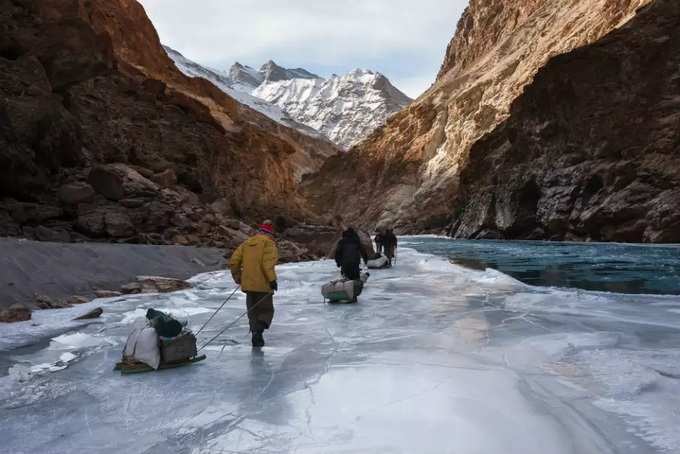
[
  {"left": 327, "top": 298, "right": 357, "bottom": 304},
  {"left": 114, "top": 355, "right": 206, "bottom": 375}
]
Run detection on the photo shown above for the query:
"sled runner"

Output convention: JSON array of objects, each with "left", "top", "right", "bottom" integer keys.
[{"left": 114, "top": 354, "right": 206, "bottom": 375}]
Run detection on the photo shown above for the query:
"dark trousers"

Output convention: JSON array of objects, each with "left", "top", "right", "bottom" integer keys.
[
  {"left": 341, "top": 262, "right": 361, "bottom": 280},
  {"left": 385, "top": 245, "right": 395, "bottom": 264},
  {"left": 246, "top": 292, "right": 274, "bottom": 333}
]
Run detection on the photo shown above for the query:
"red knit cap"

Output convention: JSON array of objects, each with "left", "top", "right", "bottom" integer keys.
[{"left": 259, "top": 220, "right": 274, "bottom": 235}]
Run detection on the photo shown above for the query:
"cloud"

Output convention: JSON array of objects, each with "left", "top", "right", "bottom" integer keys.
[{"left": 138, "top": 0, "right": 467, "bottom": 98}]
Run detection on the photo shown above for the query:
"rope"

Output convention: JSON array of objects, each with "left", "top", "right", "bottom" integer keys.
[
  {"left": 198, "top": 291, "right": 273, "bottom": 352},
  {"left": 194, "top": 285, "right": 240, "bottom": 337}
]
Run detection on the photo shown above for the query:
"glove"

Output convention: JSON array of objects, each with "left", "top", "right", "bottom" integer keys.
[{"left": 270, "top": 280, "right": 278, "bottom": 292}]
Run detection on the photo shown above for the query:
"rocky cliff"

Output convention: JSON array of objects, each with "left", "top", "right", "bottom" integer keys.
[
  {"left": 164, "top": 46, "right": 332, "bottom": 173},
  {"left": 0, "top": 0, "right": 337, "bottom": 254},
  {"left": 303, "top": 0, "right": 668, "bottom": 240},
  {"left": 453, "top": 0, "right": 680, "bottom": 242}
]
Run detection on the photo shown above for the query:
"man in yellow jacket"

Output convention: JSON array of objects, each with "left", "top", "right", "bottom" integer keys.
[{"left": 229, "top": 220, "right": 279, "bottom": 347}]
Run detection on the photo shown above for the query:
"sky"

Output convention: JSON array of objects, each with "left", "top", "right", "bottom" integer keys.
[{"left": 137, "top": 0, "right": 468, "bottom": 99}]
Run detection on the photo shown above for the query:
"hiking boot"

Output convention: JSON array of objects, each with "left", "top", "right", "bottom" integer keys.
[{"left": 252, "top": 332, "right": 265, "bottom": 347}]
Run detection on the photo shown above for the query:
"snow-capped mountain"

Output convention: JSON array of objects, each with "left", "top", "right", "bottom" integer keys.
[
  {"left": 228, "top": 62, "right": 264, "bottom": 91},
  {"left": 260, "top": 60, "right": 320, "bottom": 83},
  {"left": 163, "top": 46, "right": 302, "bottom": 129},
  {"left": 252, "top": 67, "right": 412, "bottom": 149},
  {"left": 164, "top": 47, "right": 412, "bottom": 149}
]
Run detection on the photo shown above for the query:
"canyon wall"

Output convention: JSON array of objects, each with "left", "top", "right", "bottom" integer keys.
[
  {"left": 303, "top": 0, "right": 677, "bottom": 243},
  {"left": 453, "top": 0, "right": 680, "bottom": 242},
  {"left": 0, "top": 0, "right": 337, "bottom": 252}
]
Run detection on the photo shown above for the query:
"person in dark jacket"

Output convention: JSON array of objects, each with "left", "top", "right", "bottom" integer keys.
[
  {"left": 383, "top": 229, "right": 398, "bottom": 266},
  {"left": 335, "top": 228, "right": 368, "bottom": 280},
  {"left": 374, "top": 229, "right": 385, "bottom": 255}
]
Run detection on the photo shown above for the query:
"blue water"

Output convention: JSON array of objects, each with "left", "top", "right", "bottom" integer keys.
[{"left": 401, "top": 237, "right": 680, "bottom": 295}]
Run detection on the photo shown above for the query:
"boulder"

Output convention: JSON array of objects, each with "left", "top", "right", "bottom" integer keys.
[
  {"left": 0, "top": 210, "right": 22, "bottom": 236},
  {"left": 34, "top": 226, "right": 71, "bottom": 242},
  {"left": 151, "top": 169, "right": 177, "bottom": 188},
  {"left": 34, "top": 293, "right": 70, "bottom": 309},
  {"left": 65, "top": 295, "right": 89, "bottom": 305},
  {"left": 57, "top": 182, "right": 95, "bottom": 205},
  {"left": 8, "top": 202, "right": 62, "bottom": 224},
  {"left": 94, "top": 290, "right": 122, "bottom": 298},
  {"left": 239, "top": 222, "right": 256, "bottom": 235},
  {"left": 119, "top": 198, "right": 147, "bottom": 208},
  {"left": 220, "top": 225, "right": 249, "bottom": 248},
  {"left": 278, "top": 239, "right": 313, "bottom": 263},
  {"left": 0, "top": 304, "right": 32, "bottom": 323},
  {"left": 136, "top": 276, "right": 191, "bottom": 293},
  {"left": 210, "top": 199, "right": 231, "bottom": 215},
  {"left": 120, "top": 282, "right": 142, "bottom": 294},
  {"left": 73, "top": 307, "right": 103, "bottom": 320},
  {"left": 76, "top": 209, "right": 106, "bottom": 236},
  {"left": 171, "top": 212, "right": 193, "bottom": 228},
  {"left": 104, "top": 211, "right": 135, "bottom": 237},
  {"left": 222, "top": 218, "right": 241, "bottom": 230},
  {"left": 172, "top": 233, "right": 201, "bottom": 246},
  {"left": 144, "top": 200, "right": 174, "bottom": 228},
  {"left": 283, "top": 224, "right": 338, "bottom": 258},
  {"left": 88, "top": 164, "right": 159, "bottom": 201}
]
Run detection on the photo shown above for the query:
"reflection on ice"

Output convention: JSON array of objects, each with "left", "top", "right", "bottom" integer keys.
[{"left": 1, "top": 241, "right": 679, "bottom": 453}]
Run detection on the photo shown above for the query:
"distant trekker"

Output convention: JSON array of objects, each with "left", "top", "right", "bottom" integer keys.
[
  {"left": 335, "top": 227, "right": 368, "bottom": 280},
  {"left": 374, "top": 229, "right": 385, "bottom": 255},
  {"left": 229, "top": 220, "right": 278, "bottom": 347},
  {"left": 383, "top": 228, "right": 398, "bottom": 266}
]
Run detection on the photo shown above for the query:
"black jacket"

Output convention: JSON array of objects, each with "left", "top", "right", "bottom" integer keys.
[
  {"left": 383, "top": 231, "right": 398, "bottom": 248},
  {"left": 335, "top": 229, "right": 367, "bottom": 269}
]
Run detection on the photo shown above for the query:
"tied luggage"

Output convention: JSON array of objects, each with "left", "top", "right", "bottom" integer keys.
[
  {"left": 322, "top": 273, "right": 369, "bottom": 303},
  {"left": 123, "top": 325, "right": 161, "bottom": 370},
  {"left": 146, "top": 308, "right": 184, "bottom": 337},
  {"left": 119, "top": 308, "right": 196, "bottom": 372},
  {"left": 367, "top": 255, "right": 389, "bottom": 269},
  {"left": 160, "top": 331, "right": 198, "bottom": 363}
]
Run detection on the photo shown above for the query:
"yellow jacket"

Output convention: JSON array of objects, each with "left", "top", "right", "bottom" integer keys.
[{"left": 229, "top": 234, "right": 278, "bottom": 292}]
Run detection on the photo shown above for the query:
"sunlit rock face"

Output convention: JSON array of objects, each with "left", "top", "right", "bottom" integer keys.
[
  {"left": 452, "top": 0, "right": 680, "bottom": 242},
  {"left": 0, "top": 0, "right": 337, "bottom": 246},
  {"left": 303, "top": 0, "right": 667, "bottom": 240}
]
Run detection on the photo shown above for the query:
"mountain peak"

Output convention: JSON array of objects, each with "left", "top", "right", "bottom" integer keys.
[
  {"left": 260, "top": 60, "right": 320, "bottom": 82},
  {"left": 348, "top": 68, "right": 375, "bottom": 77},
  {"left": 167, "top": 48, "right": 411, "bottom": 149},
  {"left": 260, "top": 59, "right": 279, "bottom": 70},
  {"left": 253, "top": 67, "right": 412, "bottom": 149},
  {"left": 228, "top": 62, "right": 264, "bottom": 89}
]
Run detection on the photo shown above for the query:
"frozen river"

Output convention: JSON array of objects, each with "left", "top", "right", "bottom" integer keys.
[{"left": 1, "top": 238, "right": 680, "bottom": 453}]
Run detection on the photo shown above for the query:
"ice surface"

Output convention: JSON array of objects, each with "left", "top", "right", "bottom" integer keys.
[{"left": 1, "top": 242, "right": 679, "bottom": 453}]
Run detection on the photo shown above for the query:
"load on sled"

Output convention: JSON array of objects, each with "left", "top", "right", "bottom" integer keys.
[
  {"left": 322, "top": 272, "right": 370, "bottom": 304},
  {"left": 116, "top": 308, "right": 205, "bottom": 374}
]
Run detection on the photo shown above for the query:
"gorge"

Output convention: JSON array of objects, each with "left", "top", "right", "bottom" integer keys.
[
  {"left": 1, "top": 0, "right": 679, "bottom": 252},
  {"left": 303, "top": 0, "right": 679, "bottom": 243}
]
